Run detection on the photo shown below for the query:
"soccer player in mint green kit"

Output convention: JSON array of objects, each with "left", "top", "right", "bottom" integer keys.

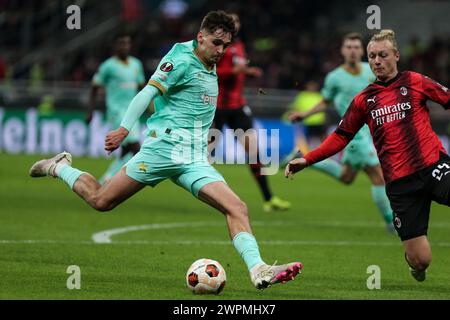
[
  {"left": 289, "top": 33, "right": 394, "bottom": 233},
  {"left": 87, "top": 34, "right": 146, "bottom": 184},
  {"left": 29, "top": 11, "right": 302, "bottom": 290}
]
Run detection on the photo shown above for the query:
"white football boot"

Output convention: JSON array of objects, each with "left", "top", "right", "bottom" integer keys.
[
  {"left": 250, "top": 261, "right": 303, "bottom": 289},
  {"left": 29, "top": 152, "right": 72, "bottom": 178}
]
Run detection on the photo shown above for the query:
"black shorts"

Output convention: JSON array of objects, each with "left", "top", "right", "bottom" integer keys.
[
  {"left": 213, "top": 105, "right": 254, "bottom": 131},
  {"left": 386, "top": 152, "right": 450, "bottom": 241}
]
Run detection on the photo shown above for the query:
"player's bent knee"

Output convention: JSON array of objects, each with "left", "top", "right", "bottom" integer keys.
[
  {"left": 92, "top": 197, "right": 115, "bottom": 212},
  {"left": 228, "top": 200, "right": 248, "bottom": 218},
  {"left": 369, "top": 175, "right": 385, "bottom": 185},
  {"left": 408, "top": 253, "right": 432, "bottom": 271},
  {"left": 414, "top": 258, "right": 431, "bottom": 271},
  {"left": 340, "top": 176, "right": 354, "bottom": 185}
]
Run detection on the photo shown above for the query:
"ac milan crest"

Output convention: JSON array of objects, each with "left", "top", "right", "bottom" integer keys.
[
  {"left": 394, "top": 216, "right": 401, "bottom": 228},
  {"left": 400, "top": 86, "right": 408, "bottom": 96}
]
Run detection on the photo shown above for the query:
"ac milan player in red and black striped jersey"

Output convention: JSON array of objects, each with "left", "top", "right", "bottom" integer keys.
[
  {"left": 213, "top": 13, "right": 291, "bottom": 212},
  {"left": 285, "top": 30, "right": 450, "bottom": 282}
]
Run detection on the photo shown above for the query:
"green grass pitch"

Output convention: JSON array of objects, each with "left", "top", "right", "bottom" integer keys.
[{"left": 1, "top": 153, "right": 450, "bottom": 299}]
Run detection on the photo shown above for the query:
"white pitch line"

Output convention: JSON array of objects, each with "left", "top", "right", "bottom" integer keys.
[
  {"left": 2, "top": 239, "right": 450, "bottom": 247},
  {"left": 0, "top": 240, "right": 93, "bottom": 244},
  {"left": 3, "top": 220, "right": 450, "bottom": 247},
  {"left": 91, "top": 220, "right": 286, "bottom": 244},
  {"left": 91, "top": 220, "right": 450, "bottom": 244},
  {"left": 91, "top": 221, "right": 225, "bottom": 244}
]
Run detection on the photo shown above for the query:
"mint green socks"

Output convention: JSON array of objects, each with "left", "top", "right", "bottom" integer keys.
[
  {"left": 311, "top": 159, "right": 343, "bottom": 180},
  {"left": 58, "top": 164, "right": 84, "bottom": 189},
  {"left": 371, "top": 185, "right": 394, "bottom": 225},
  {"left": 232, "top": 232, "right": 264, "bottom": 271}
]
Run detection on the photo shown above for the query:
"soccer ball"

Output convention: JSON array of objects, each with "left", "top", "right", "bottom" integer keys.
[{"left": 186, "top": 258, "right": 226, "bottom": 294}]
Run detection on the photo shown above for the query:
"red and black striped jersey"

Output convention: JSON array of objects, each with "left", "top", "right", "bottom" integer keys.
[
  {"left": 216, "top": 40, "right": 247, "bottom": 109},
  {"left": 304, "top": 71, "right": 450, "bottom": 183}
]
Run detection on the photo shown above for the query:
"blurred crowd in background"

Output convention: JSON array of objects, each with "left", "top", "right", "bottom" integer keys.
[{"left": 1, "top": 0, "right": 449, "bottom": 91}]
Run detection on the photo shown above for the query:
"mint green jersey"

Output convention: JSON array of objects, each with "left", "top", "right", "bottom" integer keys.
[
  {"left": 146, "top": 40, "right": 218, "bottom": 162},
  {"left": 125, "top": 40, "right": 225, "bottom": 194},
  {"left": 92, "top": 56, "right": 145, "bottom": 121},
  {"left": 321, "top": 62, "right": 375, "bottom": 140}
]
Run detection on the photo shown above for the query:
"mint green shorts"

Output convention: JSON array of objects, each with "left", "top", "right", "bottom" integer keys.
[
  {"left": 342, "top": 138, "right": 379, "bottom": 171},
  {"left": 125, "top": 138, "right": 225, "bottom": 197}
]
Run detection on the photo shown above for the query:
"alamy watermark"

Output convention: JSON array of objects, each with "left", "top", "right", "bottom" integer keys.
[
  {"left": 366, "top": 265, "right": 381, "bottom": 290},
  {"left": 366, "top": 5, "right": 381, "bottom": 30},
  {"left": 66, "top": 5, "right": 81, "bottom": 30},
  {"left": 160, "top": 121, "right": 281, "bottom": 175},
  {"left": 66, "top": 265, "right": 81, "bottom": 289}
]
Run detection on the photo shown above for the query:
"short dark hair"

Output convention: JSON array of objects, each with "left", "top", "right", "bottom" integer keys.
[
  {"left": 200, "top": 10, "right": 237, "bottom": 38},
  {"left": 342, "top": 32, "right": 363, "bottom": 44}
]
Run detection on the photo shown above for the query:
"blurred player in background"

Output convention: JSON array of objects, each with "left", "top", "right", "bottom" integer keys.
[
  {"left": 30, "top": 11, "right": 302, "bottom": 290},
  {"left": 286, "top": 29, "right": 450, "bottom": 282},
  {"left": 87, "top": 33, "right": 146, "bottom": 184},
  {"left": 214, "top": 13, "right": 291, "bottom": 212},
  {"left": 282, "top": 80, "right": 327, "bottom": 159},
  {"left": 288, "top": 32, "right": 394, "bottom": 232}
]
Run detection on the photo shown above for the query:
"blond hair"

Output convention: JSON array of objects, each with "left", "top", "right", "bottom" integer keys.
[{"left": 369, "top": 29, "right": 399, "bottom": 51}]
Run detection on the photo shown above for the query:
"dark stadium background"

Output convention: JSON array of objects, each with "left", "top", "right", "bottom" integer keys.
[{"left": 1, "top": 0, "right": 448, "bottom": 127}]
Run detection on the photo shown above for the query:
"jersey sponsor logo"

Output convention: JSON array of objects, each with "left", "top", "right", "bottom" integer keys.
[
  {"left": 370, "top": 102, "right": 412, "bottom": 126},
  {"left": 371, "top": 102, "right": 411, "bottom": 118},
  {"left": 160, "top": 62, "right": 173, "bottom": 72},
  {"left": 201, "top": 93, "right": 217, "bottom": 106},
  {"left": 400, "top": 87, "right": 408, "bottom": 96}
]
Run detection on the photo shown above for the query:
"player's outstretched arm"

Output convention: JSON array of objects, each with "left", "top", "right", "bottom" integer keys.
[
  {"left": 286, "top": 95, "right": 367, "bottom": 176},
  {"left": 89, "top": 61, "right": 109, "bottom": 123},
  {"left": 244, "top": 66, "right": 263, "bottom": 77},
  {"left": 288, "top": 99, "right": 328, "bottom": 122},
  {"left": 104, "top": 85, "right": 160, "bottom": 153},
  {"left": 120, "top": 84, "right": 160, "bottom": 132},
  {"left": 284, "top": 157, "right": 308, "bottom": 179},
  {"left": 284, "top": 131, "right": 350, "bottom": 179},
  {"left": 86, "top": 84, "right": 101, "bottom": 123},
  {"left": 105, "top": 127, "right": 129, "bottom": 153},
  {"left": 418, "top": 73, "right": 449, "bottom": 109}
]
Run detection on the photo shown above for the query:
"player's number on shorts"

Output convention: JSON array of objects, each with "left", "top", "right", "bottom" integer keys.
[{"left": 432, "top": 163, "right": 450, "bottom": 181}]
